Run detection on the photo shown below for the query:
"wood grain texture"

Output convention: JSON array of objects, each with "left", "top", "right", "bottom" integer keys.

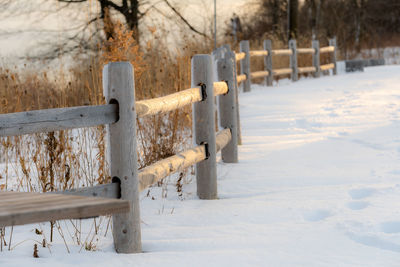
[
  {"left": 264, "top": 40, "right": 273, "bottom": 86},
  {"left": 289, "top": 40, "right": 298, "bottom": 82},
  {"left": 53, "top": 183, "right": 119, "bottom": 199},
  {"left": 329, "top": 38, "right": 338, "bottom": 75},
  {"left": 136, "top": 87, "right": 202, "bottom": 118},
  {"left": 236, "top": 74, "right": 247, "bottom": 84},
  {"left": 319, "top": 46, "right": 335, "bottom": 53},
  {"left": 215, "top": 128, "right": 232, "bottom": 153},
  {"left": 298, "top": 66, "right": 317, "bottom": 74},
  {"left": 271, "top": 49, "right": 293, "bottom": 56},
  {"left": 138, "top": 145, "right": 206, "bottom": 192},
  {"left": 0, "top": 104, "right": 118, "bottom": 137},
  {"left": 312, "top": 40, "right": 321, "bottom": 78},
  {"left": 320, "top": 63, "right": 335, "bottom": 71},
  {"left": 217, "top": 51, "right": 238, "bottom": 163},
  {"left": 240, "top": 40, "right": 251, "bottom": 92},
  {"left": 250, "top": 71, "right": 269, "bottom": 79},
  {"left": 192, "top": 55, "right": 218, "bottom": 200},
  {"left": 213, "top": 81, "right": 229, "bottom": 96},
  {"left": 230, "top": 48, "right": 243, "bottom": 146},
  {"left": 249, "top": 50, "right": 269, "bottom": 57},
  {"left": 103, "top": 62, "right": 141, "bottom": 253},
  {"left": 273, "top": 68, "right": 293, "bottom": 76},
  {"left": 297, "top": 48, "right": 316, "bottom": 54},
  {"left": 0, "top": 192, "right": 129, "bottom": 227}
]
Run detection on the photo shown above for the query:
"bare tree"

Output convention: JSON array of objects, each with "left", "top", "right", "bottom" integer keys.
[{"left": 0, "top": 0, "right": 209, "bottom": 59}]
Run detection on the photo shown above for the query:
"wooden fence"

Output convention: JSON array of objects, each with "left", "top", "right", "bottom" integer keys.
[
  {"left": 229, "top": 38, "right": 337, "bottom": 92},
  {"left": 0, "top": 38, "right": 337, "bottom": 254},
  {"left": 0, "top": 55, "right": 239, "bottom": 253}
]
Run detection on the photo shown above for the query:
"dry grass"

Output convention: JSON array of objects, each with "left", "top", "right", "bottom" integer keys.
[{"left": 0, "top": 22, "right": 212, "bottom": 252}]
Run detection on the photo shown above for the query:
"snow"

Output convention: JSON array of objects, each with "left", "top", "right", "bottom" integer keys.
[{"left": 2, "top": 65, "right": 400, "bottom": 266}]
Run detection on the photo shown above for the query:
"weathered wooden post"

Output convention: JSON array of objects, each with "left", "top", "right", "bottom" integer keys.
[
  {"left": 231, "top": 51, "right": 242, "bottom": 146},
  {"left": 289, "top": 39, "right": 298, "bottom": 81},
  {"left": 264, "top": 39, "right": 273, "bottom": 86},
  {"left": 329, "top": 37, "right": 337, "bottom": 75},
  {"left": 192, "top": 55, "right": 218, "bottom": 199},
  {"left": 103, "top": 62, "right": 141, "bottom": 253},
  {"left": 217, "top": 51, "right": 239, "bottom": 163},
  {"left": 213, "top": 45, "right": 242, "bottom": 146},
  {"left": 312, "top": 40, "right": 321, "bottom": 78},
  {"left": 240, "top": 40, "right": 251, "bottom": 92}
]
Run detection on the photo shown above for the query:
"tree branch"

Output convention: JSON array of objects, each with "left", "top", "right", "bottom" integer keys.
[
  {"left": 163, "top": 0, "right": 209, "bottom": 39},
  {"left": 58, "top": 0, "right": 87, "bottom": 3}
]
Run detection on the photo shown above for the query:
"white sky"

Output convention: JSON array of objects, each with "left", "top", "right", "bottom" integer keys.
[{"left": 0, "top": 0, "right": 251, "bottom": 60}]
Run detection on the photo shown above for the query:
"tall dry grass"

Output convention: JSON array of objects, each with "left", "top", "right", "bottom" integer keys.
[{"left": 0, "top": 22, "right": 212, "bottom": 252}]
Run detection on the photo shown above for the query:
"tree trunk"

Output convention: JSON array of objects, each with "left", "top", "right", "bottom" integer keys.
[
  {"left": 288, "top": 0, "right": 298, "bottom": 39},
  {"left": 125, "top": 0, "right": 140, "bottom": 42},
  {"left": 99, "top": 0, "right": 140, "bottom": 43}
]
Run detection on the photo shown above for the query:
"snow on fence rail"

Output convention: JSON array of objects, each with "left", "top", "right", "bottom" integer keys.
[
  {"left": 0, "top": 54, "right": 239, "bottom": 254},
  {"left": 232, "top": 37, "right": 337, "bottom": 91}
]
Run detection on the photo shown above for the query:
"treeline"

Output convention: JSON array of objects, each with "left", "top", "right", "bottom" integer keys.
[{"left": 236, "top": 0, "right": 400, "bottom": 57}]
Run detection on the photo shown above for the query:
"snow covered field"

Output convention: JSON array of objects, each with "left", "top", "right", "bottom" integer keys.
[{"left": 2, "top": 65, "right": 400, "bottom": 266}]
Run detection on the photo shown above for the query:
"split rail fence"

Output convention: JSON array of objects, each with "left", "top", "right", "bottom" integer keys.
[
  {"left": 0, "top": 38, "right": 337, "bottom": 254},
  {"left": 231, "top": 38, "right": 337, "bottom": 92}
]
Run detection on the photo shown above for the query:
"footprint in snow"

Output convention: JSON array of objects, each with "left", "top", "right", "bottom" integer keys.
[
  {"left": 381, "top": 221, "right": 400, "bottom": 234},
  {"left": 343, "top": 221, "right": 400, "bottom": 253},
  {"left": 347, "top": 201, "right": 369, "bottom": 210},
  {"left": 347, "top": 232, "right": 400, "bottom": 253},
  {"left": 348, "top": 188, "right": 376, "bottom": 200},
  {"left": 303, "top": 209, "right": 332, "bottom": 222}
]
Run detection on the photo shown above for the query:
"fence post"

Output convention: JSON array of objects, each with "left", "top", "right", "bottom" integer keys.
[
  {"left": 217, "top": 51, "right": 239, "bottom": 163},
  {"left": 231, "top": 50, "right": 242, "bottom": 146},
  {"left": 103, "top": 62, "right": 141, "bottom": 253},
  {"left": 192, "top": 55, "right": 218, "bottom": 199},
  {"left": 329, "top": 37, "right": 337, "bottom": 75},
  {"left": 289, "top": 39, "right": 298, "bottom": 81},
  {"left": 264, "top": 39, "right": 273, "bottom": 86},
  {"left": 312, "top": 40, "right": 321, "bottom": 78},
  {"left": 214, "top": 46, "right": 242, "bottom": 146},
  {"left": 240, "top": 40, "right": 251, "bottom": 92}
]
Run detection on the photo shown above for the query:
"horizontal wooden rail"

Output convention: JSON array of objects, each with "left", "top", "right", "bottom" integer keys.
[
  {"left": 273, "top": 68, "right": 293, "bottom": 76},
  {"left": 320, "top": 63, "right": 335, "bottom": 71},
  {"left": 216, "top": 128, "right": 232, "bottom": 152},
  {"left": 298, "top": 66, "right": 317, "bottom": 74},
  {"left": 271, "top": 49, "right": 293, "bottom": 56},
  {"left": 138, "top": 128, "right": 232, "bottom": 192},
  {"left": 237, "top": 74, "right": 247, "bottom": 84},
  {"left": 0, "top": 191, "right": 129, "bottom": 227},
  {"left": 53, "top": 182, "right": 120, "bottom": 199},
  {"left": 249, "top": 50, "right": 269, "bottom": 57},
  {"left": 297, "top": 48, "right": 316, "bottom": 54},
  {"left": 136, "top": 87, "right": 202, "bottom": 118},
  {"left": 250, "top": 71, "right": 269, "bottom": 79},
  {"left": 0, "top": 104, "right": 118, "bottom": 137},
  {"left": 235, "top": 52, "right": 246, "bottom": 61},
  {"left": 213, "top": 81, "right": 229, "bottom": 96},
  {"left": 320, "top": 46, "right": 335, "bottom": 53},
  {"left": 138, "top": 145, "right": 206, "bottom": 192}
]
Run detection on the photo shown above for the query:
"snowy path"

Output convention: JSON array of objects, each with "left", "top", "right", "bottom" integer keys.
[{"left": 2, "top": 65, "right": 400, "bottom": 266}]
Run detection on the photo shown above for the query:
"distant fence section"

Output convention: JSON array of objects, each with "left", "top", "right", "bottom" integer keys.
[{"left": 224, "top": 37, "right": 338, "bottom": 92}]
